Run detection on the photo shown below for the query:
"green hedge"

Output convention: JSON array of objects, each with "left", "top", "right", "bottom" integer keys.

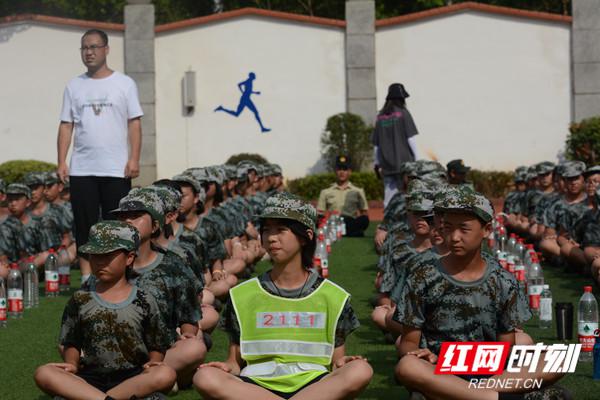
[
  {"left": 288, "top": 170, "right": 514, "bottom": 201},
  {"left": 0, "top": 160, "right": 57, "bottom": 184}
]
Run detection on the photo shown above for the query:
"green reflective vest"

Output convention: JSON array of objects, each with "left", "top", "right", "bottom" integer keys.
[{"left": 230, "top": 276, "right": 349, "bottom": 393}]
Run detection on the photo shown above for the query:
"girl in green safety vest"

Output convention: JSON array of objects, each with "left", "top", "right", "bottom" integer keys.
[{"left": 193, "top": 192, "right": 373, "bottom": 399}]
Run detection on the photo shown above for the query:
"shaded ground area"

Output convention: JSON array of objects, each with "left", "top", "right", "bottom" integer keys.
[{"left": 0, "top": 223, "right": 596, "bottom": 399}]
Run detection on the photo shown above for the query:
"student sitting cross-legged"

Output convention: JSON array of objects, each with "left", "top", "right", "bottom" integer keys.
[
  {"left": 193, "top": 192, "right": 373, "bottom": 399},
  {"left": 394, "top": 186, "right": 569, "bottom": 400},
  {"left": 34, "top": 221, "right": 176, "bottom": 400}
]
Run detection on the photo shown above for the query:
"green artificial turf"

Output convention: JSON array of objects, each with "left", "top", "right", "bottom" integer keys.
[{"left": 1, "top": 223, "right": 598, "bottom": 399}]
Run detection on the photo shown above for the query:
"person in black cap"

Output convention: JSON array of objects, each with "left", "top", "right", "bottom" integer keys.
[
  {"left": 372, "top": 83, "right": 419, "bottom": 207},
  {"left": 317, "top": 156, "right": 370, "bottom": 237},
  {"left": 446, "top": 159, "right": 471, "bottom": 185}
]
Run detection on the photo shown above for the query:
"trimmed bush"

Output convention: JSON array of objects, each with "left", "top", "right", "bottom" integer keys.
[
  {"left": 0, "top": 160, "right": 57, "bottom": 184},
  {"left": 467, "top": 170, "right": 514, "bottom": 199},
  {"left": 288, "top": 169, "right": 514, "bottom": 202},
  {"left": 225, "top": 153, "right": 268, "bottom": 165},
  {"left": 566, "top": 116, "right": 600, "bottom": 165}
]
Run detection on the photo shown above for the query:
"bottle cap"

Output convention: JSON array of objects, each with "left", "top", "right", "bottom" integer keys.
[
  {"left": 10, "top": 263, "right": 18, "bottom": 270},
  {"left": 526, "top": 244, "right": 534, "bottom": 249},
  {"left": 510, "top": 233, "right": 517, "bottom": 238},
  {"left": 543, "top": 284, "right": 549, "bottom": 289},
  {"left": 48, "top": 248, "right": 55, "bottom": 253},
  {"left": 518, "top": 238, "right": 524, "bottom": 243},
  {"left": 584, "top": 286, "right": 593, "bottom": 293},
  {"left": 27, "top": 256, "right": 34, "bottom": 262}
]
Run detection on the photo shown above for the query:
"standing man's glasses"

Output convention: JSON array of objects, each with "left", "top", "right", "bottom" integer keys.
[{"left": 80, "top": 45, "right": 106, "bottom": 52}]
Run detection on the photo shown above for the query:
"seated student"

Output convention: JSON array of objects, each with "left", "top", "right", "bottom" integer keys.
[
  {"left": 373, "top": 181, "right": 435, "bottom": 329},
  {"left": 539, "top": 161, "right": 587, "bottom": 262},
  {"left": 559, "top": 165, "right": 600, "bottom": 271},
  {"left": 504, "top": 166, "right": 528, "bottom": 232},
  {"left": 317, "top": 155, "right": 369, "bottom": 237},
  {"left": 446, "top": 159, "right": 471, "bottom": 186},
  {"left": 0, "top": 178, "right": 9, "bottom": 222},
  {"left": 528, "top": 162, "right": 557, "bottom": 241},
  {"left": 0, "top": 183, "right": 58, "bottom": 268},
  {"left": 394, "top": 186, "right": 567, "bottom": 400},
  {"left": 34, "top": 221, "right": 176, "bottom": 400},
  {"left": 193, "top": 192, "right": 372, "bottom": 400},
  {"left": 174, "top": 174, "right": 238, "bottom": 299},
  {"left": 108, "top": 188, "right": 207, "bottom": 387}
]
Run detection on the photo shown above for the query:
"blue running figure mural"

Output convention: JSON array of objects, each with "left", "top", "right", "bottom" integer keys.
[{"left": 214, "top": 72, "right": 271, "bottom": 133}]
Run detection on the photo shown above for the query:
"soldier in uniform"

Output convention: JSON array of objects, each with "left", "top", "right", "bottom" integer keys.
[
  {"left": 528, "top": 161, "right": 557, "bottom": 241},
  {"left": 503, "top": 166, "right": 528, "bottom": 232},
  {"left": 34, "top": 220, "right": 175, "bottom": 400},
  {"left": 0, "top": 178, "right": 9, "bottom": 222}
]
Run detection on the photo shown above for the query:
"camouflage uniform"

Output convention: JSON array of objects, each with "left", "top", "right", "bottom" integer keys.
[
  {"left": 106, "top": 189, "right": 203, "bottom": 344},
  {"left": 0, "top": 184, "right": 58, "bottom": 261},
  {"left": 62, "top": 221, "right": 170, "bottom": 374},
  {"left": 503, "top": 166, "right": 528, "bottom": 215},
  {"left": 393, "top": 188, "right": 530, "bottom": 355},
  {"left": 379, "top": 180, "right": 436, "bottom": 293},
  {"left": 544, "top": 162, "right": 588, "bottom": 238}
]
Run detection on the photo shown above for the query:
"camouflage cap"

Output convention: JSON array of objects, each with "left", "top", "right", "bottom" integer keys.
[
  {"left": 237, "top": 160, "right": 258, "bottom": 175},
  {"left": 254, "top": 164, "right": 266, "bottom": 178},
  {"left": 23, "top": 172, "right": 46, "bottom": 187},
  {"left": 111, "top": 187, "right": 165, "bottom": 228},
  {"left": 148, "top": 185, "right": 181, "bottom": 213},
  {"left": 584, "top": 165, "right": 600, "bottom": 178},
  {"left": 183, "top": 167, "right": 209, "bottom": 184},
  {"left": 536, "top": 161, "right": 555, "bottom": 175},
  {"left": 400, "top": 161, "right": 418, "bottom": 177},
  {"left": 6, "top": 183, "right": 31, "bottom": 198},
  {"left": 412, "top": 160, "right": 445, "bottom": 178},
  {"left": 172, "top": 174, "right": 206, "bottom": 204},
  {"left": 434, "top": 186, "right": 494, "bottom": 223},
  {"left": 259, "top": 192, "right": 317, "bottom": 231},
  {"left": 270, "top": 163, "right": 283, "bottom": 176},
  {"left": 561, "top": 161, "right": 586, "bottom": 178},
  {"left": 207, "top": 166, "right": 225, "bottom": 185},
  {"left": 79, "top": 220, "right": 140, "bottom": 255},
  {"left": 43, "top": 171, "right": 60, "bottom": 185},
  {"left": 514, "top": 166, "right": 528, "bottom": 183},
  {"left": 0, "top": 178, "right": 5, "bottom": 193},
  {"left": 406, "top": 179, "right": 437, "bottom": 213},
  {"left": 526, "top": 166, "right": 538, "bottom": 181}
]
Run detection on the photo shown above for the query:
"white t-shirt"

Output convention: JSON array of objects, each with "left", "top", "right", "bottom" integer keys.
[{"left": 60, "top": 71, "right": 144, "bottom": 177}]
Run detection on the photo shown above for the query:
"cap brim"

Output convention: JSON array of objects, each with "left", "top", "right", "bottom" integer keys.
[{"left": 79, "top": 243, "right": 130, "bottom": 255}]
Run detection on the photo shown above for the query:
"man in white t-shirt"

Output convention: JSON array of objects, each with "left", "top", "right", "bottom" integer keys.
[{"left": 57, "top": 29, "right": 143, "bottom": 283}]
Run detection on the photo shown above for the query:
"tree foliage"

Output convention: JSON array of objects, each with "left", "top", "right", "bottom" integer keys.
[
  {"left": 0, "top": 0, "right": 571, "bottom": 23},
  {"left": 566, "top": 116, "right": 600, "bottom": 166},
  {"left": 321, "top": 113, "right": 372, "bottom": 172}
]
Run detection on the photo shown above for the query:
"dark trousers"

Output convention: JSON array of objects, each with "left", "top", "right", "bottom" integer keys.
[
  {"left": 70, "top": 176, "right": 131, "bottom": 251},
  {"left": 344, "top": 215, "right": 370, "bottom": 237}
]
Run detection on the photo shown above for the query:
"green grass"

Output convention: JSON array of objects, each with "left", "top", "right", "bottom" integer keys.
[{"left": 0, "top": 223, "right": 598, "bottom": 399}]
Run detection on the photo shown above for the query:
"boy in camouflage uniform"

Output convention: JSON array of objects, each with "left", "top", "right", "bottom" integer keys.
[
  {"left": 539, "top": 161, "right": 587, "bottom": 262},
  {"left": 394, "top": 186, "right": 567, "bottom": 400},
  {"left": 24, "top": 172, "right": 70, "bottom": 249},
  {"left": 372, "top": 179, "right": 436, "bottom": 334},
  {"left": 0, "top": 183, "right": 59, "bottom": 267},
  {"left": 0, "top": 178, "right": 8, "bottom": 222},
  {"left": 504, "top": 166, "right": 528, "bottom": 232},
  {"left": 107, "top": 188, "right": 207, "bottom": 387},
  {"left": 34, "top": 220, "right": 175, "bottom": 400},
  {"left": 528, "top": 162, "right": 557, "bottom": 241},
  {"left": 174, "top": 174, "right": 239, "bottom": 300}
]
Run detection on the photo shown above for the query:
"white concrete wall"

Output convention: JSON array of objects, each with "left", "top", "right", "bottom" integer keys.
[
  {"left": 376, "top": 11, "right": 571, "bottom": 170},
  {"left": 155, "top": 16, "right": 346, "bottom": 179},
  {"left": 0, "top": 22, "right": 124, "bottom": 165}
]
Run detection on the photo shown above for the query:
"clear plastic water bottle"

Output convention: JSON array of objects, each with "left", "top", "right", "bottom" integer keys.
[
  {"left": 340, "top": 216, "right": 346, "bottom": 236},
  {"left": 0, "top": 277, "right": 7, "bottom": 328},
  {"left": 515, "top": 239, "right": 526, "bottom": 263},
  {"left": 321, "top": 248, "right": 329, "bottom": 278},
  {"left": 527, "top": 257, "right": 544, "bottom": 316},
  {"left": 507, "top": 234, "right": 517, "bottom": 255},
  {"left": 58, "top": 246, "right": 71, "bottom": 292},
  {"left": 578, "top": 286, "right": 599, "bottom": 362},
  {"left": 7, "top": 263, "right": 23, "bottom": 319},
  {"left": 539, "top": 284, "right": 552, "bottom": 329},
  {"left": 45, "top": 249, "right": 59, "bottom": 297},
  {"left": 23, "top": 257, "right": 39, "bottom": 308}
]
